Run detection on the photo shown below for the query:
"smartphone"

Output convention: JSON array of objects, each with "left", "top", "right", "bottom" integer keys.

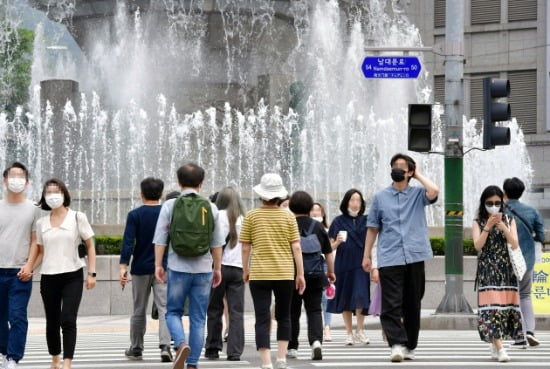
[{"left": 122, "top": 271, "right": 128, "bottom": 291}]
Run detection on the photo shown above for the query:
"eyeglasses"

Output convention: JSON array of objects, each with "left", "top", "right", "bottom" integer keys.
[{"left": 485, "top": 201, "right": 502, "bottom": 207}]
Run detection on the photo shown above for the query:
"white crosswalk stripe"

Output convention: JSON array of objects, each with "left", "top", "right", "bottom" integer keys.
[
  {"left": 15, "top": 330, "right": 550, "bottom": 368},
  {"left": 18, "top": 333, "right": 255, "bottom": 368},
  {"left": 304, "top": 331, "right": 550, "bottom": 368}
]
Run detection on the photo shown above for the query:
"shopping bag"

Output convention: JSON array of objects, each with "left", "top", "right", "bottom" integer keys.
[{"left": 368, "top": 283, "right": 382, "bottom": 316}]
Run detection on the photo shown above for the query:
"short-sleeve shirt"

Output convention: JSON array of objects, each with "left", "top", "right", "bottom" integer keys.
[
  {"left": 240, "top": 207, "right": 300, "bottom": 280},
  {"left": 218, "top": 210, "right": 244, "bottom": 268},
  {"left": 152, "top": 189, "right": 225, "bottom": 274},
  {"left": 37, "top": 209, "right": 95, "bottom": 275},
  {"left": 367, "top": 184, "right": 434, "bottom": 268},
  {"left": 0, "top": 199, "right": 40, "bottom": 268}
]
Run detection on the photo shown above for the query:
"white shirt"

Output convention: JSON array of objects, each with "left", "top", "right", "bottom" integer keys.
[
  {"left": 37, "top": 209, "right": 94, "bottom": 275},
  {"left": 219, "top": 210, "right": 243, "bottom": 268}
]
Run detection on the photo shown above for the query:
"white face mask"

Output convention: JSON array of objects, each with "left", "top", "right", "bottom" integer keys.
[
  {"left": 45, "top": 193, "right": 64, "bottom": 209},
  {"left": 348, "top": 208, "right": 359, "bottom": 217},
  {"left": 485, "top": 205, "right": 500, "bottom": 215},
  {"left": 312, "top": 216, "right": 323, "bottom": 223},
  {"left": 7, "top": 177, "right": 26, "bottom": 193}
]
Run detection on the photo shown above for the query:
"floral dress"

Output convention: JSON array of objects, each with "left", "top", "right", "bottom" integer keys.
[{"left": 476, "top": 217, "right": 522, "bottom": 342}]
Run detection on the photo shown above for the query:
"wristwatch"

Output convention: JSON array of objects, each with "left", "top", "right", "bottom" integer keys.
[{"left": 88, "top": 272, "right": 97, "bottom": 277}]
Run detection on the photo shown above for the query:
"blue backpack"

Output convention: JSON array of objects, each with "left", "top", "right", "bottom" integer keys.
[{"left": 301, "top": 221, "right": 325, "bottom": 279}]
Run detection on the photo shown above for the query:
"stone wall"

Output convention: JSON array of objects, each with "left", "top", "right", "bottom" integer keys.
[{"left": 27, "top": 255, "right": 479, "bottom": 317}]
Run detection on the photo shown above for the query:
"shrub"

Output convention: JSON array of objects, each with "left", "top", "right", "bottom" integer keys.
[
  {"left": 94, "top": 236, "right": 123, "bottom": 255},
  {"left": 430, "top": 237, "right": 477, "bottom": 256},
  {"left": 91, "top": 235, "right": 479, "bottom": 256}
]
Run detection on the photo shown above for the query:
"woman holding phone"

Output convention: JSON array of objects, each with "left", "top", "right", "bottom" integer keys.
[{"left": 472, "top": 185, "right": 522, "bottom": 363}]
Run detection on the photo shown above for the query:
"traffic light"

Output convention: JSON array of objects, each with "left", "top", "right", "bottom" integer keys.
[
  {"left": 408, "top": 104, "right": 432, "bottom": 152},
  {"left": 482, "top": 77, "right": 511, "bottom": 150}
]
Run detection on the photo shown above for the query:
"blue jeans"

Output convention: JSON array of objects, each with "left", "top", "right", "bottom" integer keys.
[
  {"left": 0, "top": 269, "right": 33, "bottom": 363},
  {"left": 166, "top": 270, "right": 212, "bottom": 366}
]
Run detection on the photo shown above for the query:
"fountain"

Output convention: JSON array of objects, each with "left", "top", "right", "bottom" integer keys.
[{"left": 0, "top": 0, "right": 532, "bottom": 227}]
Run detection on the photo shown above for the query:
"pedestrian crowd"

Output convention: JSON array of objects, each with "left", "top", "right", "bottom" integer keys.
[{"left": 0, "top": 153, "right": 545, "bottom": 369}]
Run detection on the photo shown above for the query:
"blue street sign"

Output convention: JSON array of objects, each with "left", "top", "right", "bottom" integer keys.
[{"left": 361, "top": 56, "right": 422, "bottom": 79}]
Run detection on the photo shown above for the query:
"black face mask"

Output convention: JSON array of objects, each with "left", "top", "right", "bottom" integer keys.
[{"left": 391, "top": 168, "right": 406, "bottom": 182}]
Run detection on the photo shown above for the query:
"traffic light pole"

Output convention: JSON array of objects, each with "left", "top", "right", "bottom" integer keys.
[{"left": 435, "top": 0, "right": 473, "bottom": 314}]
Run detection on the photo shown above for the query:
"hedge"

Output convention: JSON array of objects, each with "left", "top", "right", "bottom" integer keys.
[{"left": 93, "top": 235, "right": 478, "bottom": 256}]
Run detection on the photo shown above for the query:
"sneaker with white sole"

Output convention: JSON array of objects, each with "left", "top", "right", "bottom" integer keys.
[
  {"left": 260, "top": 365, "right": 273, "bottom": 369},
  {"left": 404, "top": 348, "right": 415, "bottom": 360},
  {"left": 1, "top": 354, "right": 6, "bottom": 368},
  {"left": 526, "top": 332, "right": 540, "bottom": 347},
  {"left": 345, "top": 334, "right": 354, "bottom": 346},
  {"left": 286, "top": 349, "right": 297, "bottom": 359},
  {"left": 311, "top": 340, "right": 322, "bottom": 360},
  {"left": 274, "top": 359, "right": 287, "bottom": 369},
  {"left": 497, "top": 348, "right": 510, "bottom": 362},
  {"left": 390, "top": 344, "right": 405, "bottom": 362},
  {"left": 354, "top": 331, "right": 370, "bottom": 345},
  {"left": 4, "top": 359, "right": 17, "bottom": 369}
]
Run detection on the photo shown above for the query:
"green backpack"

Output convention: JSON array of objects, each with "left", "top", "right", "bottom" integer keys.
[{"left": 169, "top": 193, "right": 214, "bottom": 257}]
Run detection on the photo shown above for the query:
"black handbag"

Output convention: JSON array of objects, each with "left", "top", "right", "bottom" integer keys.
[{"left": 75, "top": 212, "right": 87, "bottom": 258}]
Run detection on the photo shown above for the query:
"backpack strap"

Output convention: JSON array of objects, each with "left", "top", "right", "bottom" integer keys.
[{"left": 305, "top": 219, "right": 317, "bottom": 237}]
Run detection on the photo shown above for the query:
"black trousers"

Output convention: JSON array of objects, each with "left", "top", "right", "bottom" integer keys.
[
  {"left": 379, "top": 262, "right": 425, "bottom": 350},
  {"left": 249, "top": 280, "right": 294, "bottom": 350},
  {"left": 288, "top": 280, "right": 323, "bottom": 350},
  {"left": 40, "top": 268, "right": 83, "bottom": 359},
  {"left": 205, "top": 265, "right": 245, "bottom": 357}
]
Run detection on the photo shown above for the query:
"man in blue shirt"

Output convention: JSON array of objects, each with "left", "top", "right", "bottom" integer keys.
[
  {"left": 363, "top": 153, "right": 439, "bottom": 363},
  {"left": 120, "top": 177, "right": 172, "bottom": 362},
  {"left": 503, "top": 177, "right": 545, "bottom": 347}
]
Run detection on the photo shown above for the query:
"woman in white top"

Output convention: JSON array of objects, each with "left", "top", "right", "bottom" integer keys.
[
  {"left": 34, "top": 179, "right": 96, "bottom": 369},
  {"left": 204, "top": 186, "right": 246, "bottom": 361}
]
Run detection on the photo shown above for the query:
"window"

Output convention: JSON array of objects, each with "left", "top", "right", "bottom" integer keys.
[
  {"left": 508, "top": 70, "right": 537, "bottom": 134},
  {"left": 508, "top": 0, "right": 537, "bottom": 22},
  {"left": 471, "top": 0, "right": 501, "bottom": 25},
  {"left": 434, "top": 0, "right": 446, "bottom": 28}
]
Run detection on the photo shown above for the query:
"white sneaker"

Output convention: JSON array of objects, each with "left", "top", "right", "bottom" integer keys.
[
  {"left": 260, "top": 365, "right": 273, "bottom": 369},
  {"left": 5, "top": 359, "right": 17, "bottom": 369},
  {"left": 345, "top": 334, "right": 354, "bottom": 345},
  {"left": 311, "top": 340, "right": 322, "bottom": 360},
  {"left": 404, "top": 348, "right": 415, "bottom": 360},
  {"left": 354, "top": 331, "right": 370, "bottom": 345},
  {"left": 274, "top": 359, "right": 287, "bottom": 369},
  {"left": 497, "top": 348, "right": 510, "bottom": 362},
  {"left": 390, "top": 344, "right": 405, "bottom": 362},
  {"left": 286, "top": 349, "right": 297, "bottom": 359},
  {"left": 1, "top": 354, "right": 6, "bottom": 368}
]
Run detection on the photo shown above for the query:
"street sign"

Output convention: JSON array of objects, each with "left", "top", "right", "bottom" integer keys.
[{"left": 361, "top": 56, "right": 422, "bottom": 79}]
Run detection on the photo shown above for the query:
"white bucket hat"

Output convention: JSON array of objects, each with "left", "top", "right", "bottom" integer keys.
[{"left": 253, "top": 173, "right": 288, "bottom": 201}]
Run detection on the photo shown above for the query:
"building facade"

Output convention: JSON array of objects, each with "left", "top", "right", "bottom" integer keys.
[{"left": 406, "top": 0, "right": 549, "bottom": 224}]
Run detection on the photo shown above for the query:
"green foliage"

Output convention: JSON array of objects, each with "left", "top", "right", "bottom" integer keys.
[
  {"left": 1, "top": 26, "right": 34, "bottom": 118},
  {"left": 92, "top": 235, "right": 478, "bottom": 256},
  {"left": 430, "top": 237, "right": 477, "bottom": 256},
  {"left": 94, "top": 236, "right": 123, "bottom": 255}
]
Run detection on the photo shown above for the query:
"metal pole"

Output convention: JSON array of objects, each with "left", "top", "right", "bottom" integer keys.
[{"left": 435, "top": 0, "right": 473, "bottom": 314}]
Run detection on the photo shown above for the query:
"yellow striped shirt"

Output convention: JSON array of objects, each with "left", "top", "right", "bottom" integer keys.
[{"left": 240, "top": 207, "right": 300, "bottom": 280}]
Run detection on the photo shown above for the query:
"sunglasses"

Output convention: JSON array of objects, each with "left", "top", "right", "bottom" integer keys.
[{"left": 485, "top": 201, "right": 502, "bottom": 207}]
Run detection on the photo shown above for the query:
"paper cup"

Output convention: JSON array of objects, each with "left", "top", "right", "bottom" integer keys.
[{"left": 339, "top": 230, "right": 348, "bottom": 242}]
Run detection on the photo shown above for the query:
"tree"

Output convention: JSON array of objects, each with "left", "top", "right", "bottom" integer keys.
[{"left": 0, "top": 25, "right": 34, "bottom": 119}]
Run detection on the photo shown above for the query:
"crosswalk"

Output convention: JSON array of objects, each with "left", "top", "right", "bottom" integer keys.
[{"left": 16, "top": 330, "right": 550, "bottom": 368}]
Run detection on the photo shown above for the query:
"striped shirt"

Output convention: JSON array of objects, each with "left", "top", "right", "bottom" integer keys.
[{"left": 240, "top": 207, "right": 300, "bottom": 280}]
